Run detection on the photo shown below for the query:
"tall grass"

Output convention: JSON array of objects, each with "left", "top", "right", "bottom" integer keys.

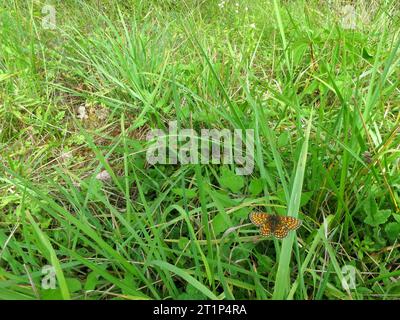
[{"left": 0, "top": 0, "right": 399, "bottom": 300}]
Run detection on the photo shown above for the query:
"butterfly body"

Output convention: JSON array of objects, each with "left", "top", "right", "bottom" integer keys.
[
  {"left": 265, "top": 214, "right": 280, "bottom": 230},
  {"left": 249, "top": 212, "right": 302, "bottom": 239}
]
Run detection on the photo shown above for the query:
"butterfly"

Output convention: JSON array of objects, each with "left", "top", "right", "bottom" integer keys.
[{"left": 249, "top": 212, "right": 302, "bottom": 239}]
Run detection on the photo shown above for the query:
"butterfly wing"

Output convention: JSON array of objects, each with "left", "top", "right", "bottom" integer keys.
[
  {"left": 280, "top": 216, "right": 302, "bottom": 231},
  {"left": 249, "top": 212, "right": 270, "bottom": 227},
  {"left": 251, "top": 213, "right": 302, "bottom": 239},
  {"left": 260, "top": 222, "right": 273, "bottom": 237},
  {"left": 272, "top": 222, "right": 289, "bottom": 239}
]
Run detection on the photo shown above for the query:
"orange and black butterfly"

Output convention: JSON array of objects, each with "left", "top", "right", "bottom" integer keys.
[{"left": 249, "top": 212, "right": 302, "bottom": 239}]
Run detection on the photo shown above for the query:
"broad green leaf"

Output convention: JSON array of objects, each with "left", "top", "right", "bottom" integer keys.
[
  {"left": 249, "top": 178, "right": 263, "bottom": 196},
  {"left": 178, "top": 237, "right": 190, "bottom": 250},
  {"left": 385, "top": 222, "right": 400, "bottom": 241},
  {"left": 219, "top": 167, "right": 244, "bottom": 193},
  {"left": 212, "top": 212, "right": 228, "bottom": 236},
  {"left": 364, "top": 209, "right": 391, "bottom": 226},
  {"left": 173, "top": 188, "right": 197, "bottom": 199}
]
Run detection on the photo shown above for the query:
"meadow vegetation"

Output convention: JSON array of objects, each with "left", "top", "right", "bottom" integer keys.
[{"left": 0, "top": 0, "right": 399, "bottom": 299}]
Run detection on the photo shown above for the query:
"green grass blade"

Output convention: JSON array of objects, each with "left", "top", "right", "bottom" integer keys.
[{"left": 273, "top": 110, "right": 313, "bottom": 299}]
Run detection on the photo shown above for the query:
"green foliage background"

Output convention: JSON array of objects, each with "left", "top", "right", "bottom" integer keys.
[{"left": 0, "top": 0, "right": 399, "bottom": 299}]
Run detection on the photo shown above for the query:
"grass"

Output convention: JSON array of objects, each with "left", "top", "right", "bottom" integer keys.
[{"left": 0, "top": 0, "right": 399, "bottom": 300}]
